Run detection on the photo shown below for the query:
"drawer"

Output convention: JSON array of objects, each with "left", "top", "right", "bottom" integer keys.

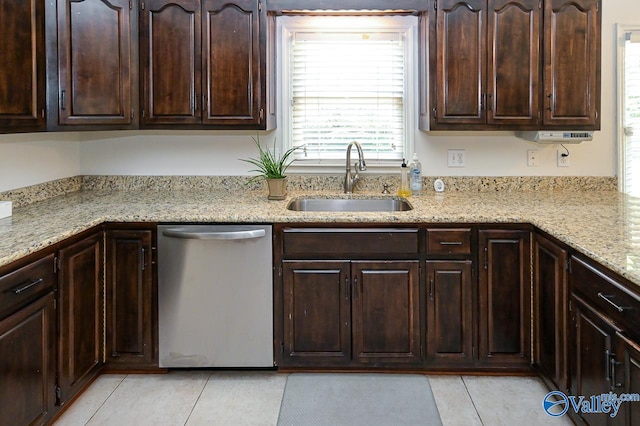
[
  {"left": 283, "top": 228, "right": 419, "bottom": 257},
  {"left": 426, "top": 228, "right": 472, "bottom": 255},
  {"left": 570, "top": 256, "right": 640, "bottom": 332},
  {"left": 0, "top": 254, "right": 55, "bottom": 320}
]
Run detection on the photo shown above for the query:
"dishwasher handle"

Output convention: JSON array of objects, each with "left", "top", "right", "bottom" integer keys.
[{"left": 162, "top": 228, "right": 266, "bottom": 240}]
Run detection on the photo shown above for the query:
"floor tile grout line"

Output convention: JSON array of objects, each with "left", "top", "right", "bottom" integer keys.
[
  {"left": 83, "top": 374, "right": 129, "bottom": 426},
  {"left": 183, "top": 372, "right": 212, "bottom": 426},
  {"left": 461, "top": 376, "right": 485, "bottom": 426}
]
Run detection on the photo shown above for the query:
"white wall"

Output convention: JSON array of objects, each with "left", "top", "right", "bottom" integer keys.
[
  {"left": 78, "top": 131, "right": 265, "bottom": 176},
  {"left": 0, "top": 133, "right": 80, "bottom": 192},
  {"left": 3, "top": 0, "right": 638, "bottom": 191}
]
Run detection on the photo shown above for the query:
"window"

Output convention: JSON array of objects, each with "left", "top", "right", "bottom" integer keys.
[
  {"left": 277, "top": 16, "right": 417, "bottom": 167},
  {"left": 619, "top": 26, "right": 640, "bottom": 196}
]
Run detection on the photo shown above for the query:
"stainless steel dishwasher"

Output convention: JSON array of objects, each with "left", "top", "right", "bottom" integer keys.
[{"left": 157, "top": 224, "right": 273, "bottom": 368}]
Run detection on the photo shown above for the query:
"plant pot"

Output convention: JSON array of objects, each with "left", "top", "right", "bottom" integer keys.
[{"left": 266, "top": 177, "right": 287, "bottom": 200}]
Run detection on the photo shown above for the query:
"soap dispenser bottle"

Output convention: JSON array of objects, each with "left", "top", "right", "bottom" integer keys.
[
  {"left": 398, "top": 159, "right": 411, "bottom": 197},
  {"left": 409, "top": 153, "right": 422, "bottom": 196}
]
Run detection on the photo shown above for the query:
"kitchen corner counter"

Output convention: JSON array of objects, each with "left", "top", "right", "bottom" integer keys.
[{"left": 0, "top": 188, "right": 639, "bottom": 287}]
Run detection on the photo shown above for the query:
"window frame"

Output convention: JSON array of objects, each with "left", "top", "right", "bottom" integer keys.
[
  {"left": 617, "top": 24, "right": 640, "bottom": 195},
  {"left": 276, "top": 15, "right": 418, "bottom": 172}
]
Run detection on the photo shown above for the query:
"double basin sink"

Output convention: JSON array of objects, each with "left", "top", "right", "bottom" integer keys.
[{"left": 287, "top": 197, "right": 413, "bottom": 212}]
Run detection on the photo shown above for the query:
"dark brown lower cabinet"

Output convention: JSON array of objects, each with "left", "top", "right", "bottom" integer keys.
[
  {"left": 569, "top": 294, "right": 618, "bottom": 426},
  {"left": 478, "top": 229, "right": 531, "bottom": 368},
  {"left": 280, "top": 259, "right": 421, "bottom": 368},
  {"left": 281, "top": 261, "right": 351, "bottom": 367},
  {"left": 568, "top": 255, "right": 640, "bottom": 426},
  {"left": 425, "top": 260, "right": 474, "bottom": 367},
  {"left": 534, "top": 233, "right": 568, "bottom": 391},
  {"left": 615, "top": 333, "right": 640, "bottom": 425},
  {"left": 105, "top": 227, "right": 157, "bottom": 369},
  {"left": 0, "top": 292, "right": 56, "bottom": 426},
  {"left": 57, "top": 232, "right": 104, "bottom": 405},
  {"left": 351, "top": 261, "right": 421, "bottom": 365}
]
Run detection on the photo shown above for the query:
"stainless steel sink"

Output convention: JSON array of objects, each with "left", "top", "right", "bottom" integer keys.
[{"left": 287, "top": 198, "right": 412, "bottom": 212}]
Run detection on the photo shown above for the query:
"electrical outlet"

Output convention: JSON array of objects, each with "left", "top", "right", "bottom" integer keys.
[
  {"left": 527, "top": 150, "right": 538, "bottom": 167},
  {"left": 448, "top": 149, "right": 466, "bottom": 167},
  {"left": 557, "top": 149, "right": 570, "bottom": 167}
]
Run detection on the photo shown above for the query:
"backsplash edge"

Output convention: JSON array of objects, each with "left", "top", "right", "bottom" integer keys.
[{"left": 0, "top": 175, "right": 619, "bottom": 207}]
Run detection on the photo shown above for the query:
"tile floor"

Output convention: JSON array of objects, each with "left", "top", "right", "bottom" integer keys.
[{"left": 53, "top": 372, "right": 574, "bottom": 426}]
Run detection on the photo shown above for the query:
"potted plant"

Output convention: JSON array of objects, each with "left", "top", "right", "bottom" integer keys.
[{"left": 241, "top": 136, "right": 300, "bottom": 200}]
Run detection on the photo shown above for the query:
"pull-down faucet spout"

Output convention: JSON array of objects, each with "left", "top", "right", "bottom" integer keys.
[{"left": 344, "top": 141, "right": 367, "bottom": 194}]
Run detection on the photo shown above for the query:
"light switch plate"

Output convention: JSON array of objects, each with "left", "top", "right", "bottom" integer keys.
[{"left": 0, "top": 201, "right": 12, "bottom": 219}]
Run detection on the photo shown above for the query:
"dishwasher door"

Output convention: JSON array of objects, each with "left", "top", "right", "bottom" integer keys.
[{"left": 157, "top": 224, "right": 273, "bottom": 368}]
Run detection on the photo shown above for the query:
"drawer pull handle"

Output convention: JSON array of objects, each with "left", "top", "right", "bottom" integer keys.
[
  {"left": 12, "top": 278, "right": 44, "bottom": 295},
  {"left": 440, "top": 241, "right": 463, "bottom": 246},
  {"left": 597, "top": 292, "right": 629, "bottom": 313}
]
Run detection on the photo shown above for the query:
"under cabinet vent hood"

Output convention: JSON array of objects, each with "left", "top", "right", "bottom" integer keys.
[{"left": 515, "top": 131, "right": 594, "bottom": 144}]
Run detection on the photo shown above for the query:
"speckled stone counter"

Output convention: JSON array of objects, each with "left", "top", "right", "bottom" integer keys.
[{"left": 1, "top": 186, "right": 639, "bottom": 289}]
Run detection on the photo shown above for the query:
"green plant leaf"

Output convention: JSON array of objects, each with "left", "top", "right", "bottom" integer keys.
[{"left": 239, "top": 134, "right": 301, "bottom": 180}]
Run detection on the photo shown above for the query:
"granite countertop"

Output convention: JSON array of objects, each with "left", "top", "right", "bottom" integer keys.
[{"left": 1, "top": 188, "right": 639, "bottom": 288}]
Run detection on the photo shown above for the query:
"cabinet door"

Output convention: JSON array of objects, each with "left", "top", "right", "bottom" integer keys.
[
  {"left": 57, "top": 232, "right": 103, "bottom": 405},
  {"left": 351, "top": 261, "right": 421, "bottom": 365},
  {"left": 105, "top": 229, "right": 156, "bottom": 369},
  {"left": 56, "top": 0, "right": 137, "bottom": 126},
  {"left": 615, "top": 333, "right": 640, "bottom": 426},
  {"left": 0, "top": 293, "right": 55, "bottom": 426},
  {"left": 434, "top": 0, "right": 486, "bottom": 126},
  {"left": 141, "top": 0, "right": 201, "bottom": 124},
  {"left": 426, "top": 260, "right": 474, "bottom": 367},
  {"left": 487, "top": 0, "right": 541, "bottom": 126},
  {"left": 478, "top": 229, "right": 530, "bottom": 367},
  {"left": 534, "top": 233, "right": 568, "bottom": 391},
  {"left": 281, "top": 261, "right": 351, "bottom": 367},
  {"left": 0, "top": 0, "right": 46, "bottom": 131},
  {"left": 202, "top": 0, "right": 263, "bottom": 126},
  {"left": 543, "top": 0, "right": 600, "bottom": 128},
  {"left": 569, "top": 294, "right": 617, "bottom": 426}
]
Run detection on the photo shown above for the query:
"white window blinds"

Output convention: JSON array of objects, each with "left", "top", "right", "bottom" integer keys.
[
  {"left": 624, "top": 30, "right": 640, "bottom": 195},
  {"left": 282, "top": 17, "right": 414, "bottom": 163}
]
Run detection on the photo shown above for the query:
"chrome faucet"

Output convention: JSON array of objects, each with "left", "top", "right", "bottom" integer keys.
[{"left": 344, "top": 141, "right": 367, "bottom": 194}]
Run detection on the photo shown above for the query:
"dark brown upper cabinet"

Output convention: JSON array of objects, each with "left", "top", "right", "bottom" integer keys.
[
  {"left": 0, "top": 0, "right": 46, "bottom": 133},
  {"left": 140, "top": 0, "right": 201, "bottom": 125},
  {"left": 423, "top": 0, "right": 601, "bottom": 130},
  {"left": 140, "top": 0, "right": 272, "bottom": 129},
  {"left": 426, "top": 0, "right": 541, "bottom": 129},
  {"left": 543, "top": 0, "right": 600, "bottom": 128},
  {"left": 53, "top": 0, "right": 138, "bottom": 129}
]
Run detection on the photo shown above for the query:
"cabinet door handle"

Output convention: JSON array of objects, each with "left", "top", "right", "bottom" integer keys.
[
  {"left": 609, "top": 352, "right": 623, "bottom": 388},
  {"left": 353, "top": 277, "right": 359, "bottom": 299},
  {"left": 597, "top": 292, "right": 629, "bottom": 313},
  {"left": 194, "top": 93, "right": 198, "bottom": 111},
  {"left": 483, "top": 247, "right": 488, "bottom": 270},
  {"left": 344, "top": 277, "right": 349, "bottom": 301},
  {"left": 12, "top": 278, "right": 44, "bottom": 295},
  {"left": 429, "top": 277, "right": 434, "bottom": 301},
  {"left": 61, "top": 90, "right": 66, "bottom": 110},
  {"left": 547, "top": 93, "right": 554, "bottom": 112},
  {"left": 141, "top": 247, "right": 147, "bottom": 271},
  {"left": 487, "top": 94, "right": 493, "bottom": 111}
]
